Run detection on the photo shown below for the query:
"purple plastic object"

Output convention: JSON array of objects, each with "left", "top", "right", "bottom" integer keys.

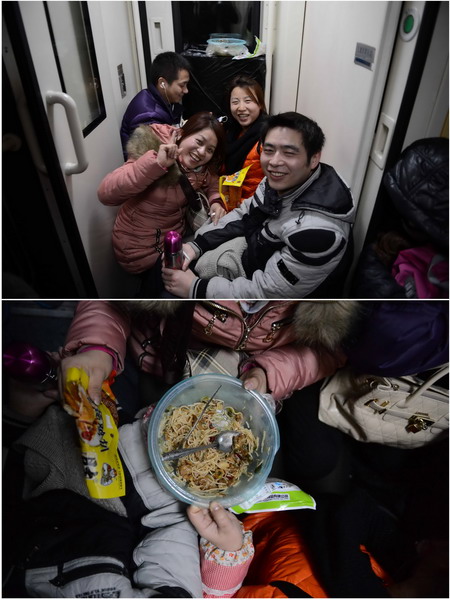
[
  {"left": 164, "top": 231, "right": 184, "bottom": 269},
  {"left": 2, "top": 342, "right": 58, "bottom": 386}
]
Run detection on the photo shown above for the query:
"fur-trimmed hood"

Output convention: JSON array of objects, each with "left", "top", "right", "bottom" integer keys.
[
  {"left": 111, "top": 300, "right": 185, "bottom": 319},
  {"left": 113, "top": 300, "right": 360, "bottom": 351},
  {"left": 125, "top": 124, "right": 181, "bottom": 187},
  {"left": 291, "top": 301, "right": 361, "bottom": 351}
]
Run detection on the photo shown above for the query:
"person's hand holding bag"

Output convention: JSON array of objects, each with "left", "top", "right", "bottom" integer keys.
[{"left": 58, "top": 349, "right": 113, "bottom": 405}]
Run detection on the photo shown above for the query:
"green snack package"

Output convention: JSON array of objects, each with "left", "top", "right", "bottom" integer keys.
[{"left": 230, "top": 478, "right": 316, "bottom": 514}]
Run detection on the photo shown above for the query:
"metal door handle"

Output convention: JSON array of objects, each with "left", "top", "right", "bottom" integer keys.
[
  {"left": 45, "top": 91, "right": 88, "bottom": 175},
  {"left": 370, "top": 112, "right": 396, "bottom": 170}
]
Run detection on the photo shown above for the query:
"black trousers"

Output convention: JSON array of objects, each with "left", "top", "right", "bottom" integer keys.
[
  {"left": 295, "top": 487, "right": 417, "bottom": 598},
  {"left": 277, "top": 380, "right": 428, "bottom": 506},
  {"left": 137, "top": 256, "right": 169, "bottom": 298},
  {"left": 277, "top": 381, "right": 448, "bottom": 597}
]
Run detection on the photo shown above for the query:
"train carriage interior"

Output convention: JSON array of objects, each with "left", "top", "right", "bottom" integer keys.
[
  {"left": 2, "top": 0, "right": 448, "bottom": 299},
  {"left": 1, "top": 0, "right": 449, "bottom": 596},
  {"left": 2, "top": 300, "right": 449, "bottom": 597}
]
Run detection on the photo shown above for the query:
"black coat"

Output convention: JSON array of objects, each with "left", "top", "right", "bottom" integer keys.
[
  {"left": 352, "top": 137, "right": 449, "bottom": 298},
  {"left": 383, "top": 137, "right": 449, "bottom": 251}
]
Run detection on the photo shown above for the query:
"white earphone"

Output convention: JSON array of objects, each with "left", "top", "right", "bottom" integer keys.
[{"left": 161, "top": 82, "right": 166, "bottom": 89}]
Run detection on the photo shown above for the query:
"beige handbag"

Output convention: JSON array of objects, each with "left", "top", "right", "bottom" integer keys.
[{"left": 318, "top": 364, "right": 449, "bottom": 448}]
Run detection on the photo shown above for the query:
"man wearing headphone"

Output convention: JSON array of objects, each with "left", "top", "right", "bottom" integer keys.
[{"left": 120, "top": 51, "right": 191, "bottom": 157}]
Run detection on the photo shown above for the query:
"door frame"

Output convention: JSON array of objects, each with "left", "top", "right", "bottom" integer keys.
[
  {"left": 350, "top": 1, "right": 442, "bottom": 279},
  {"left": 2, "top": 1, "right": 97, "bottom": 298}
]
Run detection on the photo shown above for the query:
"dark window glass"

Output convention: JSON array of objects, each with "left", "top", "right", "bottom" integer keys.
[
  {"left": 172, "top": 1, "right": 261, "bottom": 53},
  {"left": 44, "top": 1, "right": 106, "bottom": 137}
]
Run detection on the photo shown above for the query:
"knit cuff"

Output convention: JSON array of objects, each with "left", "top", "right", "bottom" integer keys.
[
  {"left": 200, "top": 530, "right": 254, "bottom": 598},
  {"left": 155, "top": 159, "right": 168, "bottom": 172},
  {"left": 239, "top": 361, "right": 259, "bottom": 375},
  {"left": 190, "top": 277, "right": 208, "bottom": 299},
  {"left": 77, "top": 345, "right": 118, "bottom": 372},
  {"left": 209, "top": 197, "right": 226, "bottom": 210},
  {"left": 200, "top": 529, "right": 254, "bottom": 567},
  {"left": 187, "top": 241, "right": 202, "bottom": 258}
]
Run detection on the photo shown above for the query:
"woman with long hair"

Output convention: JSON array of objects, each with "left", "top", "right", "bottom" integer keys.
[{"left": 98, "top": 112, "right": 226, "bottom": 294}]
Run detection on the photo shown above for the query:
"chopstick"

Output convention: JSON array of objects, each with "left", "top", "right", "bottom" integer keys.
[{"left": 181, "top": 384, "right": 222, "bottom": 448}]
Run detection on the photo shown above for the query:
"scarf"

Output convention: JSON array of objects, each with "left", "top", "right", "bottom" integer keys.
[{"left": 225, "top": 113, "right": 267, "bottom": 174}]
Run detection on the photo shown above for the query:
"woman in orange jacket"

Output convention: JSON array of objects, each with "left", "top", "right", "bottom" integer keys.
[{"left": 222, "top": 75, "right": 268, "bottom": 206}]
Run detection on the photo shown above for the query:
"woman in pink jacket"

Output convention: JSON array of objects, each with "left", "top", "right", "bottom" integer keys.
[
  {"left": 58, "top": 300, "right": 351, "bottom": 418},
  {"left": 98, "top": 112, "right": 227, "bottom": 295}
]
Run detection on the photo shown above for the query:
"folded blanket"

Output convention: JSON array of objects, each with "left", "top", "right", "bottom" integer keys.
[
  {"left": 195, "top": 237, "right": 247, "bottom": 280},
  {"left": 14, "top": 404, "right": 127, "bottom": 516}
]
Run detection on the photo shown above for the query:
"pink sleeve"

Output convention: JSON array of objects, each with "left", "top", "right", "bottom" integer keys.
[
  {"left": 97, "top": 151, "right": 167, "bottom": 206},
  {"left": 200, "top": 530, "right": 254, "bottom": 598},
  {"left": 61, "top": 301, "right": 131, "bottom": 373},
  {"left": 244, "top": 345, "right": 347, "bottom": 405}
]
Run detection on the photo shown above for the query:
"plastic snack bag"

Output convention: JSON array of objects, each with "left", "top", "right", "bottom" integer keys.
[
  {"left": 230, "top": 478, "right": 315, "bottom": 514},
  {"left": 232, "top": 36, "right": 266, "bottom": 60},
  {"left": 219, "top": 165, "right": 252, "bottom": 210},
  {"left": 63, "top": 367, "right": 126, "bottom": 499}
]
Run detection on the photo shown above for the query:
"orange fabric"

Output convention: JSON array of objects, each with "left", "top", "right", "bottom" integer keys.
[
  {"left": 240, "top": 143, "right": 264, "bottom": 200},
  {"left": 235, "top": 511, "right": 326, "bottom": 598},
  {"left": 221, "top": 142, "right": 264, "bottom": 210},
  {"left": 235, "top": 511, "right": 392, "bottom": 598}
]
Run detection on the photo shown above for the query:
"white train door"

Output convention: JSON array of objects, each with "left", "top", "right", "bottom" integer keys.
[{"left": 10, "top": 1, "right": 141, "bottom": 297}]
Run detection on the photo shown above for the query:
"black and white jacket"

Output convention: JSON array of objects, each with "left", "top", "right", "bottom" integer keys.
[{"left": 188, "top": 164, "right": 355, "bottom": 299}]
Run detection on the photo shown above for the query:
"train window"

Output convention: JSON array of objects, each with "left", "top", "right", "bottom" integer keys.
[
  {"left": 43, "top": 1, "right": 106, "bottom": 137},
  {"left": 172, "top": 1, "right": 261, "bottom": 53}
]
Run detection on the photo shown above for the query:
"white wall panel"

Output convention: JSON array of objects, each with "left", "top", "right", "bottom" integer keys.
[
  {"left": 98, "top": 1, "right": 141, "bottom": 131},
  {"left": 269, "top": 1, "right": 305, "bottom": 114},
  {"left": 296, "top": 1, "right": 401, "bottom": 203}
]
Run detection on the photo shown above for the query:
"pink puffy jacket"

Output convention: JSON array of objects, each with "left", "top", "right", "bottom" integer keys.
[
  {"left": 62, "top": 301, "right": 347, "bottom": 403},
  {"left": 98, "top": 124, "right": 221, "bottom": 274}
]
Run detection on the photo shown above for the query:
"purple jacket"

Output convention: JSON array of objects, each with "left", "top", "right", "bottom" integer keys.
[
  {"left": 345, "top": 301, "right": 449, "bottom": 376},
  {"left": 120, "top": 84, "right": 183, "bottom": 156}
]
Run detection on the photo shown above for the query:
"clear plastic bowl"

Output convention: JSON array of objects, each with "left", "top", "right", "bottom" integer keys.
[
  {"left": 206, "top": 38, "right": 247, "bottom": 57},
  {"left": 147, "top": 373, "right": 279, "bottom": 508},
  {"left": 206, "top": 37, "right": 246, "bottom": 46}
]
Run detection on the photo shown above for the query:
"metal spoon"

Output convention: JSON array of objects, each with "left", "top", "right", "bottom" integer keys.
[{"left": 162, "top": 430, "right": 240, "bottom": 462}]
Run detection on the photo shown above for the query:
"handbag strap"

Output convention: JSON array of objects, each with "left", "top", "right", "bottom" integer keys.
[
  {"left": 178, "top": 172, "right": 201, "bottom": 208},
  {"left": 408, "top": 364, "right": 449, "bottom": 402}
]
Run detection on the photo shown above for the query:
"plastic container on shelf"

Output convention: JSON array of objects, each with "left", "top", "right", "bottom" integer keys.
[
  {"left": 147, "top": 373, "right": 279, "bottom": 508},
  {"left": 206, "top": 37, "right": 247, "bottom": 57}
]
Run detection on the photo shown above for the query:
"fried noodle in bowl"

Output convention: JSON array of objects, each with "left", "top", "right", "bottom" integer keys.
[
  {"left": 148, "top": 374, "right": 279, "bottom": 508},
  {"left": 160, "top": 398, "right": 259, "bottom": 497}
]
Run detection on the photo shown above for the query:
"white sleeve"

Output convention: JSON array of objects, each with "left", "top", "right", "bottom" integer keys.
[{"left": 118, "top": 421, "right": 203, "bottom": 598}]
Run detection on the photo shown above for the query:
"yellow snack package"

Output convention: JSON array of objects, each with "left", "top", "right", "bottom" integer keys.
[
  {"left": 63, "top": 367, "right": 126, "bottom": 499},
  {"left": 219, "top": 165, "right": 252, "bottom": 211}
]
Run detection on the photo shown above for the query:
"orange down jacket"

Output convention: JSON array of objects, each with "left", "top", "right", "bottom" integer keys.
[
  {"left": 240, "top": 142, "right": 265, "bottom": 200},
  {"left": 236, "top": 511, "right": 391, "bottom": 598}
]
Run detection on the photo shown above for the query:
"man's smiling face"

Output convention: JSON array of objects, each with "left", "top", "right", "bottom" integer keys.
[{"left": 260, "top": 127, "right": 320, "bottom": 194}]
